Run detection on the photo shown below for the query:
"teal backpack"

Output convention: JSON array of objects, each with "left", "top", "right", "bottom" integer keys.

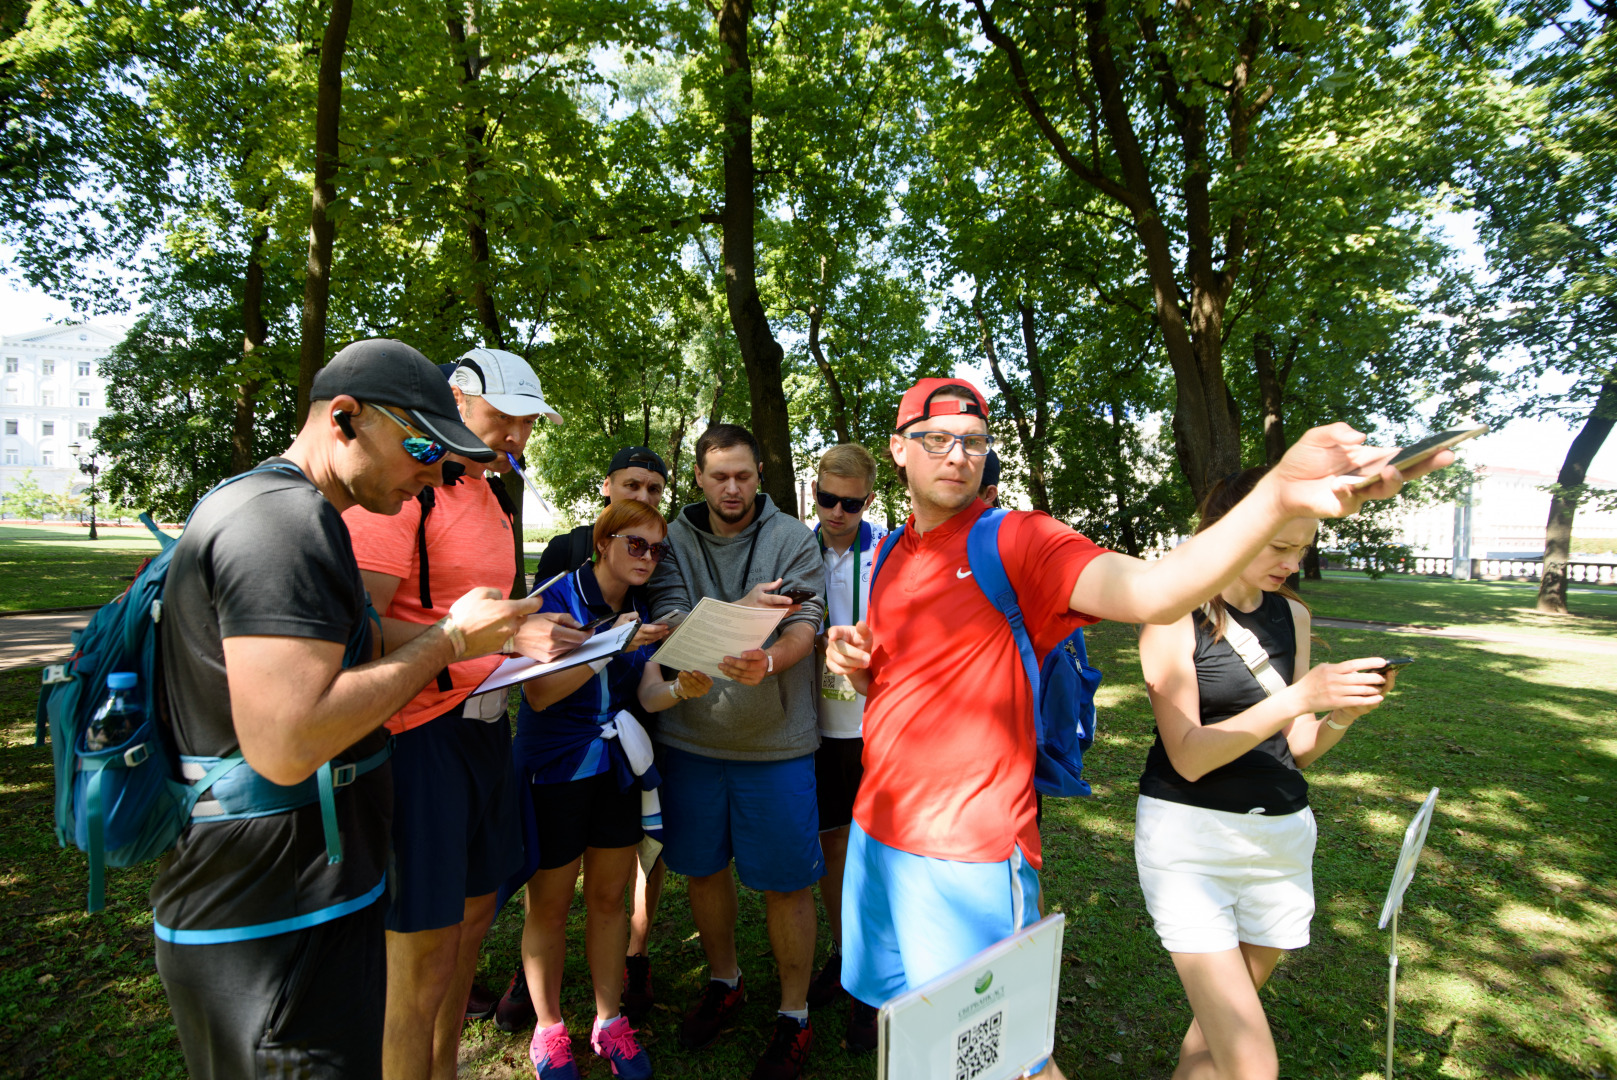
[{"left": 37, "top": 463, "right": 387, "bottom": 913}]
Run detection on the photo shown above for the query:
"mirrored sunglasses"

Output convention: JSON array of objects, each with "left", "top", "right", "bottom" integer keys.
[
  {"left": 370, "top": 405, "right": 450, "bottom": 465},
  {"left": 611, "top": 533, "right": 671, "bottom": 562}
]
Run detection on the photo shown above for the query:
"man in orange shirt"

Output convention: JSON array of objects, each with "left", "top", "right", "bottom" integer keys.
[
  {"left": 344, "top": 348, "right": 588, "bottom": 1080},
  {"left": 826, "top": 378, "right": 1453, "bottom": 1079}
]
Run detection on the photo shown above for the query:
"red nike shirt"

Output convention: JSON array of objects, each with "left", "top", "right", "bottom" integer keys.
[{"left": 853, "top": 500, "right": 1107, "bottom": 868}]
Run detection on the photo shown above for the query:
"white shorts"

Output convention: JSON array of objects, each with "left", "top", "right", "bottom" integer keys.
[{"left": 1134, "top": 794, "right": 1316, "bottom": 954}]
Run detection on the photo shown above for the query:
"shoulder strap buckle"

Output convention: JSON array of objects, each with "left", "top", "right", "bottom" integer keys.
[
  {"left": 41, "top": 664, "right": 71, "bottom": 686},
  {"left": 330, "top": 762, "right": 359, "bottom": 788}
]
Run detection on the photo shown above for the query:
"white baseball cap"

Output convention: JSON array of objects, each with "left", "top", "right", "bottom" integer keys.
[{"left": 449, "top": 348, "right": 563, "bottom": 424}]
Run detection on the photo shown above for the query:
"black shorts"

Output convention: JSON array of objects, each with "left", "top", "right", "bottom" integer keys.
[
  {"left": 156, "top": 899, "right": 385, "bottom": 1079},
  {"left": 530, "top": 770, "right": 642, "bottom": 870},
  {"left": 814, "top": 736, "right": 864, "bottom": 832}
]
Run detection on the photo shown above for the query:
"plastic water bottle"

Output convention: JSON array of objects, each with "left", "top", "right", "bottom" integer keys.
[{"left": 85, "top": 672, "right": 140, "bottom": 752}]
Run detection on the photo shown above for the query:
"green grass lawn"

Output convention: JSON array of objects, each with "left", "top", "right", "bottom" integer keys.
[
  {"left": 1305, "top": 572, "right": 1617, "bottom": 641},
  {"left": 0, "top": 524, "right": 164, "bottom": 612},
  {"left": 0, "top": 579, "right": 1612, "bottom": 1078}
]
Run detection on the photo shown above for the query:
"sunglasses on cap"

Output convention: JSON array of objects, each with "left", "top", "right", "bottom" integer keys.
[
  {"left": 370, "top": 404, "right": 450, "bottom": 465},
  {"left": 610, "top": 534, "right": 672, "bottom": 562},
  {"left": 815, "top": 488, "right": 870, "bottom": 514}
]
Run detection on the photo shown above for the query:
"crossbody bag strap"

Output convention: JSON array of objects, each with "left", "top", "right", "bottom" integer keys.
[{"left": 1205, "top": 604, "right": 1289, "bottom": 697}]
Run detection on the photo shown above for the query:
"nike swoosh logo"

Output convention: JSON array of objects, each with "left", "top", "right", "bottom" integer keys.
[{"left": 956, "top": 568, "right": 973, "bottom": 579}]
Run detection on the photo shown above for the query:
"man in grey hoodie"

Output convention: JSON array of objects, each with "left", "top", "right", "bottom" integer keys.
[{"left": 647, "top": 423, "right": 826, "bottom": 1080}]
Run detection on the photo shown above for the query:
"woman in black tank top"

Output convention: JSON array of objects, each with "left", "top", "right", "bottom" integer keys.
[{"left": 1134, "top": 468, "right": 1399, "bottom": 1080}]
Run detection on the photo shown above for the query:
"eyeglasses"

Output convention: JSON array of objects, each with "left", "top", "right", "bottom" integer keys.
[
  {"left": 815, "top": 488, "right": 870, "bottom": 514},
  {"left": 904, "top": 431, "right": 994, "bottom": 457},
  {"left": 610, "top": 534, "right": 672, "bottom": 562},
  {"left": 370, "top": 405, "right": 450, "bottom": 465}
]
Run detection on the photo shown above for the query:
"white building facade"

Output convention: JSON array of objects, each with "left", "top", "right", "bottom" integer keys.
[
  {"left": 1, "top": 323, "right": 125, "bottom": 498},
  {"left": 1389, "top": 464, "right": 1617, "bottom": 559}
]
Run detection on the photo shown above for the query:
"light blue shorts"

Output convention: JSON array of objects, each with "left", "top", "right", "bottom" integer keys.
[{"left": 841, "top": 821, "right": 1041, "bottom": 1008}]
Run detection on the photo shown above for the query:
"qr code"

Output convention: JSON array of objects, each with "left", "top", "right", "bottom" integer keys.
[{"left": 954, "top": 1010, "right": 1002, "bottom": 1080}]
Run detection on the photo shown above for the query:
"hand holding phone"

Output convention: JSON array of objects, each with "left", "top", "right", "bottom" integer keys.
[{"left": 776, "top": 587, "right": 817, "bottom": 605}]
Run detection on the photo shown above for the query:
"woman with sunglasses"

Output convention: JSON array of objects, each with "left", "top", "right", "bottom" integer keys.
[
  {"left": 512, "top": 499, "right": 713, "bottom": 1080},
  {"left": 1134, "top": 467, "right": 1398, "bottom": 1080}
]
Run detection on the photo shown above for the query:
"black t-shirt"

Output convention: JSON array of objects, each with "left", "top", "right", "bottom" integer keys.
[
  {"left": 533, "top": 523, "right": 595, "bottom": 587},
  {"left": 151, "top": 459, "right": 392, "bottom": 936},
  {"left": 1138, "top": 590, "right": 1309, "bottom": 816}
]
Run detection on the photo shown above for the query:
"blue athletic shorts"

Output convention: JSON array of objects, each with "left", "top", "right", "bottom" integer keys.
[
  {"left": 841, "top": 821, "right": 1041, "bottom": 1007},
  {"left": 385, "top": 703, "right": 523, "bottom": 933},
  {"left": 659, "top": 747, "right": 824, "bottom": 893}
]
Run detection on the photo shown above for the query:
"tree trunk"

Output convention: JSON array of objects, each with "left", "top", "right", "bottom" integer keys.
[
  {"left": 966, "top": 0, "right": 1251, "bottom": 502},
  {"left": 1254, "top": 330, "right": 1295, "bottom": 466},
  {"left": 971, "top": 290, "right": 1051, "bottom": 513},
  {"left": 1537, "top": 369, "right": 1617, "bottom": 614},
  {"left": 296, "top": 0, "right": 354, "bottom": 426},
  {"left": 1107, "top": 397, "right": 1141, "bottom": 557},
  {"left": 807, "top": 301, "right": 851, "bottom": 445},
  {"left": 232, "top": 223, "right": 270, "bottom": 475},
  {"left": 446, "top": 1, "right": 505, "bottom": 350},
  {"left": 716, "top": 0, "right": 796, "bottom": 516}
]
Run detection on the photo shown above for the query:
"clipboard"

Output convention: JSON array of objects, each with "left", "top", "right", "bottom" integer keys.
[{"left": 471, "top": 619, "right": 639, "bottom": 695}]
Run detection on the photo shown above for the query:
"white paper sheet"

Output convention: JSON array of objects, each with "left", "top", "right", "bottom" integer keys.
[
  {"left": 471, "top": 619, "right": 639, "bottom": 694},
  {"left": 648, "top": 597, "right": 787, "bottom": 681}
]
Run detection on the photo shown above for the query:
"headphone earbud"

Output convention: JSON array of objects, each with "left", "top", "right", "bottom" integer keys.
[{"left": 334, "top": 410, "right": 356, "bottom": 439}]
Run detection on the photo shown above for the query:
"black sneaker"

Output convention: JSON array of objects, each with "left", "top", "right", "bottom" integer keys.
[
  {"left": 623, "top": 953, "right": 655, "bottom": 1024},
  {"left": 495, "top": 965, "right": 536, "bottom": 1034},
  {"left": 845, "top": 999, "right": 877, "bottom": 1054},
  {"left": 750, "top": 1014, "right": 813, "bottom": 1080},
  {"left": 805, "top": 951, "right": 844, "bottom": 1010},
  {"left": 464, "top": 979, "right": 498, "bottom": 1022},
  {"left": 678, "top": 975, "right": 746, "bottom": 1050}
]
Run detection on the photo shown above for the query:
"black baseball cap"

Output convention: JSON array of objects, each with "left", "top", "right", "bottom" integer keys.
[
  {"left": 312, "top": 339, "right": 496, "bottom": 462},
  {"left": 981, "top": 449, "right": 1001, "bottom": 489},
  {"left": 608, "top": 445, "right": 668, "bottom": 480}
]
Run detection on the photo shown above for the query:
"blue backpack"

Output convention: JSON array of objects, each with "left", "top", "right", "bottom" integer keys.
[
  {"left": 871, "top": 508, "right": 1101, "bottom": 797},
  {"left": 36, "top": 463, "right": 387, "bottom": 913}
]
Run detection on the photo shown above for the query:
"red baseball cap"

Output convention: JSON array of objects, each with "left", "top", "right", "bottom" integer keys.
[{"left": 894, "top": 378, "right": 991, "bottom": 432}]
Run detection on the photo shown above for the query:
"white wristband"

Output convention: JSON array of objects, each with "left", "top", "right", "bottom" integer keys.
[
  {"left": 766, "top": 653, "right": 774, "bottom": 674},
  {"left": 1325, "top": 714, "right": 1350, "bottom": 731}
]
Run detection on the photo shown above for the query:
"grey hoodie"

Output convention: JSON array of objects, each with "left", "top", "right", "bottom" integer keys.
[{"left": 648, "top": 494, "right": 825, "bottom": 761}]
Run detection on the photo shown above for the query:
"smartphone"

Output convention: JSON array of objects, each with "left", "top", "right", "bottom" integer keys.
[
  {"left": 776, "top": 587, "right": 818, "bottom": 604},
  {"left": 1350, "top": 425, "right": 1487, "bottom": 491},
  {"left": 580, "top": 611, "right": 621, "bottom": 632},
  {"left": 1373, "top": 657, "right": 1415, "bottom": 675}
]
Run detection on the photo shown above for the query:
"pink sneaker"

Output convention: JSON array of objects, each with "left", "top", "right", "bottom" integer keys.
[
  {"left": 530, "top": 1021, "right": 580, "bottom": 1080},
  {"left": 591, "top": 1014, "right": 653, "bottom": 1078}
]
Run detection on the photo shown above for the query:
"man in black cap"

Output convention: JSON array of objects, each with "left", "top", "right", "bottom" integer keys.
[
  {"left": 497, "top": 443, "right": 673, "bottom": 1033},
  {"left": 978, "top": 449, "right": 1002, "bottom": 508},
  {"left": 151, "top": 339, "right": 551, "bottom": 1080},
  {"left": 531, "top": 445, "right": 670, "bottom": 584}
]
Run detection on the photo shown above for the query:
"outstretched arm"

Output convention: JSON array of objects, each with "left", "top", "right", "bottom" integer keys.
[{"left": 1072, "top": 424, "right": 1453, "bottom": 624}]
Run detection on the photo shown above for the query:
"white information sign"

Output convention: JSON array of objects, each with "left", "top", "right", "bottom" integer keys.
[
  {"left": 1379, "top": 787, "right": 1439, "bottom": 929},
  {"left": 878, "top": 913, "right": 1064, "bottom": 1080}
]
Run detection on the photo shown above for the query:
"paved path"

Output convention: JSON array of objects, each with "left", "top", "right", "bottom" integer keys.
[
  {"left": 0, "top": 611, "right": 93, "bottom": 672},
  {"left": 1315, "top": 616, "right": 1617, "bottom": 656}
]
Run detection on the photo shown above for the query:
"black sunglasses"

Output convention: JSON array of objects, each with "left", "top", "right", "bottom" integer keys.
[{"left": 815, "top": 488, "right": 870, "bottom": 514}]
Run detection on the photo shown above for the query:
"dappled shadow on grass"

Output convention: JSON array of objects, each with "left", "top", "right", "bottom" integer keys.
[
  {"left": 0, "top": 551, "right": 151, "bottom": 612},
  {"left": 0, "top": 670, "right": 182, "bottom": 1080},
  {"left": 1041, "top": 623, "right": 1616, "bottom": 1080},
  {"left": 1309, "top": 574, "right": 1617, "bottom": 638}
]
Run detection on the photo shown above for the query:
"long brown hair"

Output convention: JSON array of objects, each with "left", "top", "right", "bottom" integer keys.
[{"left": 1194, "top": 466, "right": 1314, "bottom": 643}]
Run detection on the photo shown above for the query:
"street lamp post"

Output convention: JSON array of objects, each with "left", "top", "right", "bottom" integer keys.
[{"left": 67, "top": 441, "right": 99, "bottom": 541}]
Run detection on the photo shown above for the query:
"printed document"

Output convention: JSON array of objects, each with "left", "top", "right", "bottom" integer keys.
[
  {"left": 649, "top": 597, "right": 787, "bottom": 681},
  {"left": 472, "top": 619, "right": 639, "bottom": 694}
]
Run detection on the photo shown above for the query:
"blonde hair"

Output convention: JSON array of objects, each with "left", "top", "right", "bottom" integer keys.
[{"left": 818, "top": 443, "right": 878, "bottom": 488}]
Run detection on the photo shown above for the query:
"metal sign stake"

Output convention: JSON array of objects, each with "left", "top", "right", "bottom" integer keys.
[
  {"left": 1385, "top": 906, "right": 1399, "bottom": 1080},
  {"left": 1378, "top": 787, "right": 1439, "bottom": 1080}
]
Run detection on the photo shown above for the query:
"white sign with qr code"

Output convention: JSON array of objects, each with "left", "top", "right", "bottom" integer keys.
[{"left": 878, "top": 914, "right": 1064, "bottom": 1080}]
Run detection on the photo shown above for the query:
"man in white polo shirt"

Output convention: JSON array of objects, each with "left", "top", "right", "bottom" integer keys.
[{"left": 804, "top": 443, "right": 886, "bottom": 1050}]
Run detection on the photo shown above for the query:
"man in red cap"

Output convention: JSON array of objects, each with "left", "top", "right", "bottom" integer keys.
[{"left": 824, "top": 377, "right": 1451, "bottom": 1077}]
